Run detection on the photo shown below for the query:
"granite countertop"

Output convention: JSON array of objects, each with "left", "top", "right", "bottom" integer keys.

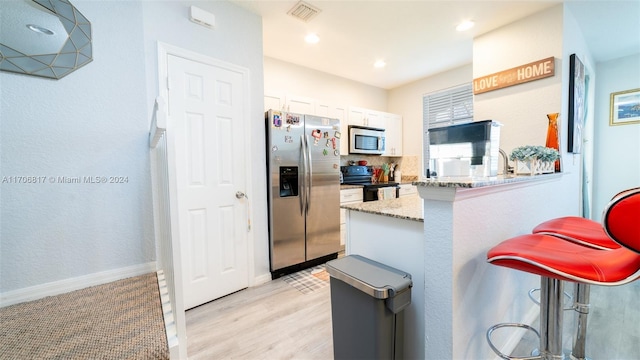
[
  {"left": 413, "top": 173, "right": 562, "bottom": 189},
  {"left": 340, "top": 184, "right": 364, "bottom": 190},
  {"left": 340, "top": 194, "right": 423, "bottom": 222},
  {"left": 340, "top": 176, "right": 418, "bottom": 189}
]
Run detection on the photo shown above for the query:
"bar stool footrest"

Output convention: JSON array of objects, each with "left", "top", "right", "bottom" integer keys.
[
  {"left": 487, "top": 322, "right": 541, "bottom": 360},
  {"left": 528, "top": 288, "right": 574, "bottom": 310}
]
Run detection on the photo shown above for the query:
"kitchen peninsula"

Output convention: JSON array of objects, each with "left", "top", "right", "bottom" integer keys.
[
  {"left": 342, "top": 173, "right": 572, "bottom": 359},
  {"left": 341, "top": 193, "right": 425, "bottom": 359}
]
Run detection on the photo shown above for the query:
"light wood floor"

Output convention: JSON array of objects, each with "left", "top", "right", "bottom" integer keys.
[
  {"left": 512, "top": 281, "right": 640, "bottom": 359},
  {"left": 185, "top": 277, "right": 333, "bottom": 359},
  {"left": 186, "top": 275, "right": 640, "bottom": 360}
]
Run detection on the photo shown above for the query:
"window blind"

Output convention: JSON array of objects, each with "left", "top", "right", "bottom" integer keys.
[{"left": 422, "top": 83, "right": 473, "bottom": 176}]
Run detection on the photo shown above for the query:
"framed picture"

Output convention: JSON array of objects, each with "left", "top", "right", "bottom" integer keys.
[
  {"left": 567, "top": 54, "right": 585, "bottom": 154},
  {"left": 610, "top": 88, "right": 640, "bottom": 126}
]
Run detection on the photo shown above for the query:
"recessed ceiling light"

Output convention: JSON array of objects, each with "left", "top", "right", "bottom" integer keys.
[
  {"left": 374, "top": 60, "right": 386, "bottom": 68},
  {"left": 305, "top": 33, "right": 320, "bottom": 44},
  {"left": 26, "top": 24, "right": 55, "bottom": 35},
  {"left": 456, "top": 20, "right": 475, "bottom": 32}
]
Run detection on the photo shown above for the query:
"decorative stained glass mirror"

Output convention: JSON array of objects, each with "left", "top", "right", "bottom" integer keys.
[{"left": 0, "top": 0, "right": 92, "bottom": 79}]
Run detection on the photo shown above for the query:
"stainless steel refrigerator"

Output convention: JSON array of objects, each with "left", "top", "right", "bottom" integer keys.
[{"left": 265, "top": 110, "right": 341, "bottom": 277}]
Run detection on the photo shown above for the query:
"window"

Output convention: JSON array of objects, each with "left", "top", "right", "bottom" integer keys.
[{"left": 422, "top": 83, "right": 474, "bottom": 176}]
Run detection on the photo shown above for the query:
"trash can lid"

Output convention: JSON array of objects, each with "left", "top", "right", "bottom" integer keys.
[{"left": 325, "top": 254, "right": 412, "bottom": 299}]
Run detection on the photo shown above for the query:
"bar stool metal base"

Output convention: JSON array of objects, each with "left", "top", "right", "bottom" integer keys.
[{"left": 487, "top": 277, "right": 565, "bottom": 360}]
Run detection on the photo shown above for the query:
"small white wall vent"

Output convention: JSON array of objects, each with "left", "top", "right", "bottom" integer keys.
[
  {"left": 190, "top": 6, "right": 215, "bottom": 29},
  {"left": 287, "top": 1, "right": 321, "bottom": 23}
]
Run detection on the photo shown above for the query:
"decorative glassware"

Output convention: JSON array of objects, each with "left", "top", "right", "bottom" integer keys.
[{"left": 545, "top": 113, "right": 561, "bottom": 172}]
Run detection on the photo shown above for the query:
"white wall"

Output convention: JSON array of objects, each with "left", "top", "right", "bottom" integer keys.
[
  {"left": 388, "top": 64, "right": 472, "bottom": 157},
  {"left": 0, "top": 1, "right": 267, "bottom": 294},
  {"left": 1, "top": 1, "right": 152, "bottom": 293},
  {"left": 474, "top": 5, "right": 564, "bottom": 160},
  {"left": 264, "top": 57, "right": 388, "bottom": 111},
  {"left": 592, "top": 53, "right": 640, "bottom": 218}
]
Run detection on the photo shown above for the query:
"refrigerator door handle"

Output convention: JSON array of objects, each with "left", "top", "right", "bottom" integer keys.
[
  {"left": 305, "top": 134, "right": 313, "bottom": 213},
  {"left": 299, "top": 134, "right": 306, "bottom": 216}
]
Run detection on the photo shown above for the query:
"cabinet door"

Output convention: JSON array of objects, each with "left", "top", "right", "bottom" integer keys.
[
  {"left": 333, "top": 106, "right": 349, "bottom": 155},
  {"left": 349, "top": 106, "right": 385, "bottom": 129},
  {"left": 287, "top": 94, "right": 316, "bottom": 114},
  {"left": 398, "top": 184, "right": 417, "bottom": 197},
  {"left": 365, "top": 110, "right": 385, "bottom": 129},
  {"left": 340, "top": 188, "right": 363, "bottom": 248},
  {"left": 383, "top": 113, "right": 403, "bottom": 156},
  {"left": 348, "top": 106, "right": 367, "bottom": 126},
  {"left": 316, "top": 102, "right": 331, "bottom": 117},
  {"left": 340, "top": 208, "right": 347, "bottom": 246},
  {"left": 264, "top": 93, "right": 285, "bottom": 112}
]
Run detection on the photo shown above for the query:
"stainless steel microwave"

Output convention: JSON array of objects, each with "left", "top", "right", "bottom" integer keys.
[{"left": 349, "top": 125, "right": 385, "bottom": 155}]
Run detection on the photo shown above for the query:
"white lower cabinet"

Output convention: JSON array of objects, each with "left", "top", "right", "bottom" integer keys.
[
  {"left": 340, "top": 188, "right": 363, "bottom": 246},
  {"left": 398, "top": 183, "right": 417, "bottom": 197}
]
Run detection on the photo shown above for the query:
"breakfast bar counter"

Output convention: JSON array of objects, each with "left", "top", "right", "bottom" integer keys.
[
  {"left": 414, "top": 172, "right": 562, "bottom": 188},
  {"left": 343, "top": 172, "right": 577, "bottom": 359},
  {"left": 414, "top": 172, "right": 579, "bottom": 359}
]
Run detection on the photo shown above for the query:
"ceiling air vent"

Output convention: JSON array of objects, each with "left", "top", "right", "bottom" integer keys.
[{"left": 287, "top": 1, "right": 321, "bottom": 22}]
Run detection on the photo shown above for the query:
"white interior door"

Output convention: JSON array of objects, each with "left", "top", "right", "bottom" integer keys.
[{"left": 168, "top": 54, "right": 249, "bottom": 310}]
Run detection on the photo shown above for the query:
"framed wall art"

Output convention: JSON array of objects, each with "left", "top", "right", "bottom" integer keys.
[
  {"left": 567, "top": 54, "right": 585, "bottom": 154},
  {"left": 610, "top": 88, "right": 640, "bottom": 126}
]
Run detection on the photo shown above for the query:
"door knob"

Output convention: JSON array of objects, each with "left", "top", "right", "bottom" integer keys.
[{"left": 236, "top": 191, "right": 246, "bottom": 199}]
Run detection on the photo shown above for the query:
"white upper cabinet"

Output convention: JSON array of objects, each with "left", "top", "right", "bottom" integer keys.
[
  {"left": 264, "top": 92, "right": 285, "bottom": 112},
  {"left": 349, "top": 106, "right": 402, "bottom": 156},
  {"left": 286, "top": 94, "right": 316, "bottom": 114},
  {"left": 348, "top": 106, "right": 385, "bottom": 129},
  {"left": 264, "top": 94, "right": 402, "bottom": 156},
  {"left": 383, "top": 112, "right": 403, "bottom": 156},
  {"left": 332, "top": 106, "right": 349, "bottom": 156},
  {"left": 263, "top": 93, "right": 318, "bottom": 114}
]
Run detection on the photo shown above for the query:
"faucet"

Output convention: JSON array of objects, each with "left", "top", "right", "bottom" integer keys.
[{"left": 499, "top": 149, "right": 514, "bottom": 175}]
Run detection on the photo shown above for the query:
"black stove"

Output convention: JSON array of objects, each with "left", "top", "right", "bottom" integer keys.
[{"left": 340, "top": 166, "right": 399, "bottom": 201}]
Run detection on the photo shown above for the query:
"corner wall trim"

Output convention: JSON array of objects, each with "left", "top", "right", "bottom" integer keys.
[
  {"left": 252, "top": 272, "right": 272, "bottom": 287},
  {"left": 0, "top": 262, "right": 157, "bottom": 307}
]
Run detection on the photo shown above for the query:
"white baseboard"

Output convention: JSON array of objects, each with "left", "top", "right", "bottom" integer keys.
[
  {"left": 252, "top": 272, "right": 272, "bottom": 287},
  {"left": 0, "top": 262, "right": 157, "bottom": 307}
]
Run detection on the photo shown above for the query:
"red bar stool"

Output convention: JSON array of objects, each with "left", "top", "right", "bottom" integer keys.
[
  {"left": 533, "top": 216, "right": 620, "bottom": 250},
  {"left": 531, "top": 188, "right": 638, "bottom": 250},
  {"left": 529, "top": 188, "right": 638, "bottom": 359},
  {"left": 486, "top": 188, "right": 640, "bottom": 360}
]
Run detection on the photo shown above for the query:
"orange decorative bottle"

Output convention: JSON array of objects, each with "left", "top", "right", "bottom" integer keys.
[{"left": 546, "top": 113, "right": 561, "bottom": 172}]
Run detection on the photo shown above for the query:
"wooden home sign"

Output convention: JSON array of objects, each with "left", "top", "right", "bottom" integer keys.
[{"left": 473, "top": 57, "right": 555, "bottom": 95}]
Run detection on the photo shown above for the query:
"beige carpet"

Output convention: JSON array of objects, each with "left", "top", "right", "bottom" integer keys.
[{"left": 0, "top": 273, "right": 169, "bottom": 359}]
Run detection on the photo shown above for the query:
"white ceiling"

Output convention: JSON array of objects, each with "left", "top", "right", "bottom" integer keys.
[{"left": 232, "top": 0, "right": 640, "bottom": 90}]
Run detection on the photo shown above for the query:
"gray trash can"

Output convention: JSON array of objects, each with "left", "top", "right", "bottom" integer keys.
[{"left": 326, "top": 254, "right": 412, "bottom": 360}]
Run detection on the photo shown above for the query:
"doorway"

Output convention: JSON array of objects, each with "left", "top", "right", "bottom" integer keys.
[{"left": 161, "top": 44, "right": 251, "bottom": 310}]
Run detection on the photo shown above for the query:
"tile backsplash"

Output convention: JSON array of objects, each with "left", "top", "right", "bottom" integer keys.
[{"left": 342, "top": 155, "right": 419, "bottom": 179}]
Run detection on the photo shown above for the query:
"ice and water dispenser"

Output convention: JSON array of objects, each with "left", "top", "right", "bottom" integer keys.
[
  {"left": 279, "top": 166, "right": 298, "bottom": 197},
  {"left": 428, "top": 120, "right": 502, "bottom": 178}
]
